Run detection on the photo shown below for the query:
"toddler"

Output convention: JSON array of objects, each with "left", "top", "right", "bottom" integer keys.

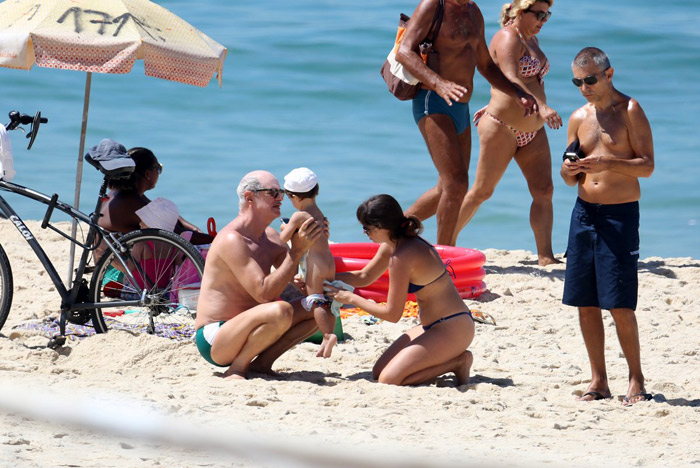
[{"left": 280, "top": 168, "right": 337, "bottom": 358}]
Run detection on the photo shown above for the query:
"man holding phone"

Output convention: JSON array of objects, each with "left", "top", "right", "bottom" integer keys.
[{"left": 561, "top": 47, "right": 654, "bottom": 406}]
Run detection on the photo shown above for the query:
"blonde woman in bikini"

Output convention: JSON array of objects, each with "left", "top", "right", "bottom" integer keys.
[{"left": 453, "top": 0, "right": 561, "bottom": 266}]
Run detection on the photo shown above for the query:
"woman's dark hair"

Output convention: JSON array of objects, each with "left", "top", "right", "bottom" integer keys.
[
  {"left": 356, "top": 194, "right": 422, "bottom": 240},
  {"left": 108, "top": 147, "right": 158, "bottom": 190}
]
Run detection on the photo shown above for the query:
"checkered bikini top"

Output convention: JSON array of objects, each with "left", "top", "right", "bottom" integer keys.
[{"left": 516, "top": 28, "right": 549, "bottom": 83}]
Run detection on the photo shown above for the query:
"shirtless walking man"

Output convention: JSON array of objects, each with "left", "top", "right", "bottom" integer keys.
[
  {"left": 395, "top": 0, "right": 537, "bottom": 245},
  {"left": 561, "top": 47, "right": 654, "bottom": 405},
  {"left": 195, "top": 170, "right": 323, "bottom": 379}
]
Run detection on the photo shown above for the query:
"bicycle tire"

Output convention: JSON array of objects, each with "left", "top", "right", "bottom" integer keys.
[
  {"left": 0, "top": 243, "right": 13, "bottom": 332},
  {"left": 89, "top": 229, "right": 205, "bottom": 339}
]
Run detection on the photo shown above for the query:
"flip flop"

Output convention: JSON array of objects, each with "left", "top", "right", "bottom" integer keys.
[
  {"left": 471, "top": 309, "right": 496, "bottom": 325},
  {"left": 622, "top": 392, "right": 653, "bottom": 406},
  {"left": 577, "top": 391, "right": 611, "bottom": 401}
]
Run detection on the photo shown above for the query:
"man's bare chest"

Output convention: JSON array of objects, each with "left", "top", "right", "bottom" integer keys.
[
  {"left": 248, "top": 241, "right": 285, "bottom": 272},
  {"left": 439, "top": 7, "right": 479, "bottom": 44},
  {"left": 581, "top": 116, "right": 628, "bottom": 152}
]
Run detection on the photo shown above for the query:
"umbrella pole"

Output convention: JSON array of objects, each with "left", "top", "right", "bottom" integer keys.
[{"left": 65, "top": 72, "right": 92, "bottom": 287}]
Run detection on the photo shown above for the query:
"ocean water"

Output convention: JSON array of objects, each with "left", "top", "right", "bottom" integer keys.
[{"left": 1, "top": 0, "right": 698, "bottom": 259}]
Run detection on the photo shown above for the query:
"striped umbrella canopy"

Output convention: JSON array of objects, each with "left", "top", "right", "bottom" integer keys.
[{"left": 0, "top": 0, "right": 227, "bottom": 281}]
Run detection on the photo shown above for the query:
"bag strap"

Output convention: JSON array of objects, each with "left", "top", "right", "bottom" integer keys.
[{"left": 424, "top": 0, "right": 445, "bottom": 44}]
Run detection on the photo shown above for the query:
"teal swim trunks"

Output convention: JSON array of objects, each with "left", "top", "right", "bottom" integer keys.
[
  {"left": 102, "top": 264, "right": 124, "bottom": 285},
  {"left": 194, "top": 321, "right": 228, "bottom": 367},
  {"left": 412, "top": 89, "right": 470, "bottom": 135}
]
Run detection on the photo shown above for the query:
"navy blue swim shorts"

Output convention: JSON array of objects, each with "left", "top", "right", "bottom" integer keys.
[
  {"left": 563, "top": 197, "right": 640, "bottom": 311},
  {"left": 412, "top": 89, "right": 470, "bottom": 135}
]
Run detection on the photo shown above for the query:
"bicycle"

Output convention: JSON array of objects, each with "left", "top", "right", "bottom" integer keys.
[{"left": 0, "top": 111, "right": 205, "bottom": 348}]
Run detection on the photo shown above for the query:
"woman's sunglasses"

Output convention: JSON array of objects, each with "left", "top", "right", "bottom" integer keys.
[
  {"left": 524, "top": 9, "right": 552, "bottom": 22},
  {"left": 572, "top": 68, "right": 610, "bottom": 87},
  {"left": 151, "top": 163, "right": 163, "bottom": 174}
]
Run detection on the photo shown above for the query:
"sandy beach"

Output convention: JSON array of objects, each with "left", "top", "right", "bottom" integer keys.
[{"left": 1, "top": 220, "right": 698, "bottom": 468}]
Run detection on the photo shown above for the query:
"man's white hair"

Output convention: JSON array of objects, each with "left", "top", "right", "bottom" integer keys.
[{"left": 236, "top": 175, "right": 264, "bottom": 210}]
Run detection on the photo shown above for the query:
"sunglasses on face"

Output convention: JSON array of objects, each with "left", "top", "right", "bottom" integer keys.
[
  {"left": 362, "top": 225, "right": 377, "bottom": 235},
  {"left": 253, "top": 188, "right": 284, "bottom": 199},
  {"left": 151, "top": 163, "right": 163, "bottom": 174},
  {"left": 524, "top": 9, "right": 552, "bottom": 22},
  {"left": 572, "top": 68, "right": 610, "bottom": 87}
]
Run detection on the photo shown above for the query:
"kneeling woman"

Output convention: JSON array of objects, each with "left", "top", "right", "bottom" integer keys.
[{"left": 327, "top": 194, "right": 475, "bottom": 386}]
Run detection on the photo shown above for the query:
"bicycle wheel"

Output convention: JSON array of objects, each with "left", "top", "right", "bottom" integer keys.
[
  {"left": 89, "top": 229, "right": 205, "bottom": 339},
  {"left": 0, "top": 244, "right": 13, "bottom": 332}
]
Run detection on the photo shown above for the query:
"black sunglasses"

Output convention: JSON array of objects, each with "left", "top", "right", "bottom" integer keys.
[
  {"left": 362, "top": 225, "right": 378, "bottom": 235},
  {"left": 253, "top": 188, "right": 284, "bottom": 199},
  {"left": 572, "top": 67, "right": 610, "bottom": 87},
  {"left": 151, "top": 163, "right": 163, "bottom": 174},
  {"left": 524, "top": 9, "right": 552, "bottom": 22}
]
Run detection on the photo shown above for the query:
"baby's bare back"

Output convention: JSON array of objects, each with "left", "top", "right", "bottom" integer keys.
[{"left": 302, "top": 206, "right": 335, "bottom": 295}]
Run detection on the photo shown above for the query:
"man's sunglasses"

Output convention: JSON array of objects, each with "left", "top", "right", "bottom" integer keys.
[
  {"left": 253, "top": 188, "right": 284, "bottom": 199},
  {"left": 151, "top": 163, "right": 163, "bottom": 174},
  {"left": 524, "top": 9, "right": 552, "bottom": 22},
  {"left": 572, "top": 68, "right": 610, "bottom": 87}
]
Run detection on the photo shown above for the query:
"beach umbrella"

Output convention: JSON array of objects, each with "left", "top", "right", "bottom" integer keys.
[{"left": 0, "top": 0, "right": 227, "bottom": 281}]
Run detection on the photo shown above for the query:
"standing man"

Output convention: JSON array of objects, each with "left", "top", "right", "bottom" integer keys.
[
  {"left": 195, "top": 170, "right": 323, "bottom": 380},
  {"left": 395, "top": 0, "right": 537, "bottom": 245},
  {"left": 561, "top": 47, "right": 654, "bottom": 405}
]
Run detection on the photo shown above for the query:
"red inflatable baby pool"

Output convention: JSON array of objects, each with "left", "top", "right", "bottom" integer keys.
[{"left": 330, "top": 242, "right": 487, "bottom": 302}]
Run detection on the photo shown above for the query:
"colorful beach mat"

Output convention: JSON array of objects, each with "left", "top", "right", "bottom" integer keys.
[
  {"left": 341, "top": 301, "right": 494, "bottom": 325},
  {"left": 340, "top": 301, "right": 418, "bottom": 319},
  {"left": 12, "top": 317, "right": 194, "bottom": 342}
]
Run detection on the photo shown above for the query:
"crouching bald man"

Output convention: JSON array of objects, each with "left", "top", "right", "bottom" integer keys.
[{"left": 195, "top": 170, "right": 322, "bottom": 379}]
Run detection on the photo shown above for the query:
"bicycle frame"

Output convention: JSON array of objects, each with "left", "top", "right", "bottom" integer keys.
[
  {"left": 0, "top": 178, "right": 150, "bottom": 337},
  {"left": 2, "top": 112, "right": 206, "bottom": 346}
]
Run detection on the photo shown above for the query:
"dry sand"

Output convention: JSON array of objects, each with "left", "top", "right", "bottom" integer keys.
[{"left": 1, "top": 220, "right": 698, "bottom": 467}]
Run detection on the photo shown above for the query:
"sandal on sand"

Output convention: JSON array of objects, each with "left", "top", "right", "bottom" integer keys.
[
  {"left": 622, "top": 392, "right": 653, "bottom": 406},
  {"left": 471, "top": 309, "right": 496, "bottom": 325},
  {"left": 577, "top": 391, "right": 611, "bottom": 401}
]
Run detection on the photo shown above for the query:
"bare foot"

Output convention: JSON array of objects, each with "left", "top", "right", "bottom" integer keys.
[
  {"left": 316, "top": 342, "right": 326, "bottom": 358},
  {"left": 322, "top": 334, "right": 337, "bottom": 358},
  {"left": 316, "top": 334, "right": 337, "bottom": 358},
  {"left": 538, "top": 255, "right": 562, "bottom": 266},
  {"left": 454, "top": 350, "right": 473, "bottom": 386},
  {"left": 248, "top": 359, "right": 275, "bottom": 376},
  {"left": 217, "top": 368, "right": 247, "bottom": 380}
]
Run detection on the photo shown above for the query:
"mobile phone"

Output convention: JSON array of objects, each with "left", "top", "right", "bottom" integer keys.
[{"left": 565, "top": 154, "right": 580, "bottom": 162}]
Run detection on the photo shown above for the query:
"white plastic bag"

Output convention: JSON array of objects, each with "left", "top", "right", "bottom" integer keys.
[{"left": 0, "top": 125, "right": 16, "bottom": 181}]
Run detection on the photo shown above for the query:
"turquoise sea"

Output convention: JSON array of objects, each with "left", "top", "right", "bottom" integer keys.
[{"left": 2, "top": 0, "right": 698, "bottom": 259}]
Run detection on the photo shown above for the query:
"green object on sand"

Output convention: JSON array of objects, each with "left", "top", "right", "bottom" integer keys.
[{"left": 305, "top": 316, "right": 344, "bottom": 344}]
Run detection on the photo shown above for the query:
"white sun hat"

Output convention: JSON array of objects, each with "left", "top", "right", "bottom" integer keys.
[
  {"left": 135, "top": 197, "right": 179, "bottom": 232},
  {"left": 283, "top": 167, "right": 318, "bottom": 193}
]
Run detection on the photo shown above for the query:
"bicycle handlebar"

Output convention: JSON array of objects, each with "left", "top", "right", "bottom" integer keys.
[{"left": 4, "top": 110, "right": 49, "bottom": 150}]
